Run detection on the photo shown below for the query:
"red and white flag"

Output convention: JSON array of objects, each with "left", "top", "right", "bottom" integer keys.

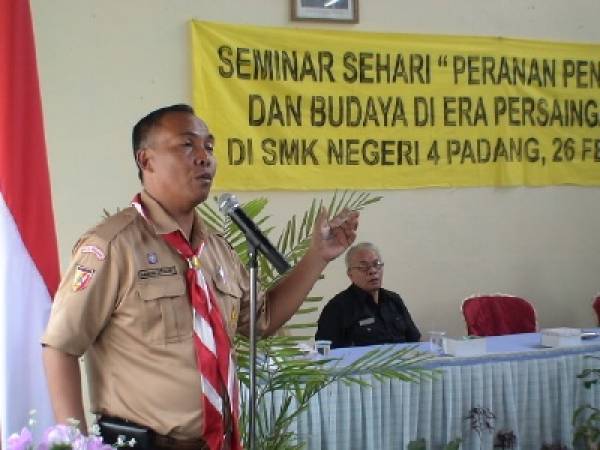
[{"left": 0, "top": 0, "right": 60, "bottom": 446}]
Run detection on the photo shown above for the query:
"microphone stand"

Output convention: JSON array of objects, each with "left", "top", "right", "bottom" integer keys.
[
  {"left": 218, "top": 194, "right": 290, "bottom": 450},
  {"left": 247, "top": 242, "right": 258, "bottom": 450}
]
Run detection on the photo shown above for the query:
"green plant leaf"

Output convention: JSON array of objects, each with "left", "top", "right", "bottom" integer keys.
[
  {"left": 407, "top": 438, "right": 426, "bottom": 450},
  {"left": 444, "top": 438, "right": 462, "bottom": 450}
]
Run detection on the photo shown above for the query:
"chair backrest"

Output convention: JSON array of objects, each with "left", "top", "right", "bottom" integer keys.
[
  {"left": 593, "top": 294, "right": 600, "bottom": 326},
  {"left": 461, "top": 294, "right": 537, "bottom": 337}
]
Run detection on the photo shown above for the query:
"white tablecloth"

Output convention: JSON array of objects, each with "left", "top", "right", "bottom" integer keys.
[{"left": 277, "top": 332, "right": 600, "bottom": 449}]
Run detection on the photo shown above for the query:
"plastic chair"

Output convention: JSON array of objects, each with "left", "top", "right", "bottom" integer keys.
[
  {"left": 461, "top": 294, "right": 537, "bottom": 337},
  {"left": 593, "top": 294, "right": 600, "bottom": 326}
]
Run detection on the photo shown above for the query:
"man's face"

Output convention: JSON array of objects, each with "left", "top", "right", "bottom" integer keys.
[
  {"left": 347, "top": 248, "right": 384, "bottom": 293},
  {"left": 140, "top": 111, "right": 216, "bottom": 210}
]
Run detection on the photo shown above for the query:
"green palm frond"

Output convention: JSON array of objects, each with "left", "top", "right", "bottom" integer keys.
[
  {"left": 236, "top": 338, "right": 435, "bottom": 449},
  {"left": 276, "top": 191, "right": 382, "bottom": 266}
]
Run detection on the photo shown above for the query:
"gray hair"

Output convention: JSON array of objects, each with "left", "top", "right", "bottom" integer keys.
[{"left": 345, "top": 242, "right": 382, "bottom": 269}]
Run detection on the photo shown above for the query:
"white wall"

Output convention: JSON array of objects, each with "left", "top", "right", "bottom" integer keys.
[{"left": 31, "top": 0, "right": 600, "bottom": 339}]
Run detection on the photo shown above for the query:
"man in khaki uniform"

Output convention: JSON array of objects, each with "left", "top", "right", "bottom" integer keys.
[{"left": 42, "top": 104, "right": 359, "bottom": 450}]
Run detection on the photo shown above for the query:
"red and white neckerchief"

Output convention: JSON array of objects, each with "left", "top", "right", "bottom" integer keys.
[{"left": 132, "top": 194, "right": 242, "bottom": 450}]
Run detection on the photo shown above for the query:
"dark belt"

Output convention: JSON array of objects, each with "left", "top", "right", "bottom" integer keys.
[{"left": 152, "top": 433, "right": 208, "bottom": 450}]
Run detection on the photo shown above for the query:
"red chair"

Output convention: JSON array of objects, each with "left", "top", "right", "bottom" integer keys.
[
  {"left": 461, "top": 294, "right": 537, "bottom": 337},
  {"left": 593, "top": 294, "right": 600, "bottom": 326}
]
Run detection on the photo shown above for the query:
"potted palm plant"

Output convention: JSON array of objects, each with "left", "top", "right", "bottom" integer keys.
[{"left": 198, "top": 191, "right": 433, "bottom": 449}]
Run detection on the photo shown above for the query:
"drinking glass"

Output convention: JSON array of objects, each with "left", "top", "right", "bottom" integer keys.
[
  {"left": 314, "top": 340, "right": 332, "bottom": 356},
  {"left": 429, "top": 331, "right": 446, "bottom": 355}
]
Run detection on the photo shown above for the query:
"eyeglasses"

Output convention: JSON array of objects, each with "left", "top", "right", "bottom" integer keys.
[{"left": 350, "top": 261, "right": 384, "bottom": 272}]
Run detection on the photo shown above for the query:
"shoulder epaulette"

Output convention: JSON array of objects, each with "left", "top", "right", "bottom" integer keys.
[{"left": 72, "top": 207, "right": 138, "bottom": 253}]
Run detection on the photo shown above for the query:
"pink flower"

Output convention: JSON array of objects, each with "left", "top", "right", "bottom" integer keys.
[
  {"left": 38, "top": 424, "right": 83, "bottom": 450},
  {"left": 7, "top": 427, "right": 33, "bottom": 450},
  {"left": 8, "top": 422, "right": 114, "bottom": 450},
  {"left": 81, "top": 435, "right": 113, "bottom": 450}
]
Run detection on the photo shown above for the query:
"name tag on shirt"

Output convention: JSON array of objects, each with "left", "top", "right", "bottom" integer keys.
[
  {"left": 359, "top": 317, "right": 375, "bottom": 326},
  {"left": 138, "top": 265, "right": 178, "bottom": 280}
]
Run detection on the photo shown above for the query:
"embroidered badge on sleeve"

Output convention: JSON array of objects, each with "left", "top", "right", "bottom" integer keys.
[
  {"left": 80, "top": 245, "right": 105, "bottom": 261},
  {"left": 72, "top": 265, "right": 95, "bottom": 292}
]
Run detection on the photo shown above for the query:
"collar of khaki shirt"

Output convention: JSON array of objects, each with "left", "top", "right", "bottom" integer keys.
[{"left": 140, "top": 190, "right": 208, "bottom": 249}]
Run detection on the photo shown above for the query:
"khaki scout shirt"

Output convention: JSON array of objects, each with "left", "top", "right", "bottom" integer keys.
[{"left": 42, "top": 191, "right": 269, "bottom": 439}]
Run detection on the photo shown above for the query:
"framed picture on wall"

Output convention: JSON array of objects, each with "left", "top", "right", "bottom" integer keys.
[{"left": 291, "top": 0, "right": 359, "bottom": 23}]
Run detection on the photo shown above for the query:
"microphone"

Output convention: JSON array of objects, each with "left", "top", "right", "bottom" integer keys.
[{"left": 217, "top": 193, "right": 291, "bottom": 275}]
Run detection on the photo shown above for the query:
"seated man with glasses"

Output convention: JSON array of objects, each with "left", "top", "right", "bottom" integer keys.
[{"left": 315, "top": 242, "right": 420, "bottom": 348}]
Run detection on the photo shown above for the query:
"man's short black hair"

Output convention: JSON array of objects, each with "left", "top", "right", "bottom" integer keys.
[{"left": 131, "top": 103, "right": 195, "bottom": 181}]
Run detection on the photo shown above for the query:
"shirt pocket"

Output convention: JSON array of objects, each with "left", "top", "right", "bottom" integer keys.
[
  {"left": 350, "top": 316, "right": 377, "bottom": 345},
  {"left": 137, "top": 277, "right": 192, "bottom": 344},
  {"left": 211, "top": 276, "right": 242, "bottom": 338},
  {"left": 387, "top": 307, "right": 408, "bottom": 338}
]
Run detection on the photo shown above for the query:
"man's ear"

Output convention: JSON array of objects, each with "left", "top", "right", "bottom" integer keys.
[{"left": 136, "top": 148, "right": 152, "bottom": 174}]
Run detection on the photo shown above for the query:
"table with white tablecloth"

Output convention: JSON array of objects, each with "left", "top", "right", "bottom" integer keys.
[{"left": 278, "top": 332, "right": 600, "bottom": 450}]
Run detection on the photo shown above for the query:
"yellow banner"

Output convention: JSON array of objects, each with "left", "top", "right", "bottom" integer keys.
[{"left": 191, "top": 20, "right": 600, "bottom": 190}]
